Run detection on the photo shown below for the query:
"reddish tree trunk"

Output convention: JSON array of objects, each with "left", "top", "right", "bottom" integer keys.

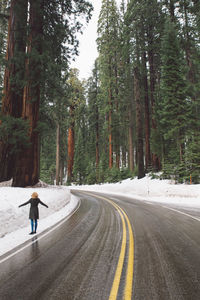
[
  {"left": 12, "top": 0, "right": 43, "bottom": 187},
  {"left": 1, "top": 0, "right": 27, "bottom": 117},
  {"left": 0, "top": 0, "right": 27, "bottom": 182}
]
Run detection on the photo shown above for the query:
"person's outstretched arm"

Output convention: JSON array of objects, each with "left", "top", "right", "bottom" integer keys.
[
  {"left": 18, "top": 200, "right": 30, "bottom": 208},
  {"left": 39, "top": 199, "right": 48, "bottom": 208}
]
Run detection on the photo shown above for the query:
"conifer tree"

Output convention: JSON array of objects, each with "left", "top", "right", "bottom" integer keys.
[
  {"left": 97, "top": 0, "right": 120, "bottom": 170},
  {"left": 120, "top": 1, "right": 135, "bottom": 172},
  {"left": 73, "top": 103, "right": 88, "bottom": 185},
  {"left": 66, "top": 69, "right": 85, "bottom": 185},
  {"left": 159, "top": 20, "right": 189, "bottom": 172},
  {"left": 134, "top": 66, "right": 145, "bottom": 179},
  {"left": 0, "top": 0, "right": 28, "bottom": 182},
  {"left": 87, "top": 60, "right": 101, "bottom": 181},
  {"left": 12, "top": 0, "right": 44, "bottom": 187},
  {"left": 0, "top": 0, "right": 92, "bottom": 186}
]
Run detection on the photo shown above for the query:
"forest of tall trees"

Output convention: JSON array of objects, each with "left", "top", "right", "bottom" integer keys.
[{"left": 0, "top": 0, "right": 200, "bottom": 187}]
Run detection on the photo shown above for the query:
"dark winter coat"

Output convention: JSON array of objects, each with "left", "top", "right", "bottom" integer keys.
[{"left": 19, "top": 198, "right": 48, "bottom": 219}]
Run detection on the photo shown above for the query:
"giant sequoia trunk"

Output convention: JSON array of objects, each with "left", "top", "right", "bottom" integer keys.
[
  {"left": 12, "top": 0, "right": 43, "bottom": 187},
  {"left": 134, "top": 67, "right": 144, "bottom": 179},
  {"left": 0, "top": 0, "right": 27, "bottom": 181}
]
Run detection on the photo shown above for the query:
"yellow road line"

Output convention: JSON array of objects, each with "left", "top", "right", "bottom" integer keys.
[
  {"left": 106, "top": 199, "right": 134, "bottom": 300},
  {"left": 123, "top": 211, "right": 134, "bottom": 300},
  {"left": 109, "top": 207, "right": 126, "bottom": 300},
  {"left": 82, "top": 192, "right": 134, "bottom": 300}
]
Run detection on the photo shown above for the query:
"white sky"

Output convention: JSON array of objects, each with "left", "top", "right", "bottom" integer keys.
[{"left": 71, "top": 0, "right": 121, "bottom": 80}]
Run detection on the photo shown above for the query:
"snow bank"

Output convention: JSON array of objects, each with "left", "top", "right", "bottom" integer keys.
[
  {"left": 1, "top": 175, "right": 200, "bottom": 257},
  {"left": 0, "top": 186, "right": 71, "bottom": 238},
  {"left": 70, "top": 176, "right": 200, "bottom": 208},
  {"left": 0, "top": 186, "right": 79, "bottom": 256}
]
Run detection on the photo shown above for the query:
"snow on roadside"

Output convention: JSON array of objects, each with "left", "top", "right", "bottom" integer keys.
[
  {"left": 70, "top": 176, "right": 200, "bottom": 208},
  {"left": 0, "top": 186, "right": 78, "bottom": 256},
  {"left": 0, "top": 186, "right": 70, "bottom": 237},
  {"left": 1, "top": 175, "right": 200, "bottom": 257}
]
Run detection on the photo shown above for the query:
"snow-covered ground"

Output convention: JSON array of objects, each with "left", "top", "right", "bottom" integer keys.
[{"left": 1, "top": 176, "right": 200, "bottom": 257}]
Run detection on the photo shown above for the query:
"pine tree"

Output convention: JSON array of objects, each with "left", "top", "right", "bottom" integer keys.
[
  {"left": 66, "top": 69, "right": 85, "bottom": 185},
  {"left": 97, "top": 0, "right": 120, "bottom": 170},
  {"left": 73, "top": 104, "right": 88, "bottom": 185},
  {"left": 159, "top": 19, "right": 189, "bottom": 174},
  {"left": 145, "top": 0, "right": 164, "bottom": 171},
  {"left": 87, "top": 60, "right": 101, "bottom": 182},
  {"left": 120, "top": 1, "right": 135, "bottom": 172}
]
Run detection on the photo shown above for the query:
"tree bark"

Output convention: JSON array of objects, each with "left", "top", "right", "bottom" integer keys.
[
  {"left": 95, "top": 68, "right": 99, "bottom": 177},
  {"left": 0, "top": 0, "right": 27, "bottom": 182},
  {"left": 128, "top": 110, "right": 134, "bottom": 172},
  {"left": 134, "top": 67, "right": 145, "bottom": 179},
  {"left": 95, "top": 112, "right": 99, "bottom": 169},
  {"left": 12, "top": 0, "right": 43, "bottom": 187},
  {"left": 56, "top": 123, "right": 60, "bottom": 185},
  {"left": 148, "top": 37, "right": 160, "bottom": 171},
  {"left": 169, "top": 0, "right": 175, "bottom": 22},
  {"left": 142, "top": 51, "right": 151, "bottom": 171},
  {"left": 108, "top": 107, "right": 113, "bottom": 169},
  {"left": 67, "top": 105, "right": 75, "bottom": 184},
  {"left": 122, "top": 146, "right": 127, "bottom": 169},
  {"left": 114, "top": 50, "right": 120, "bottom": 169},
  {"left": 108, "top": 70, "right": 113, "bottom": 168}
]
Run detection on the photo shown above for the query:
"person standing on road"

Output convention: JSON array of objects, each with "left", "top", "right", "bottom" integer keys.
[{"left": 19, "top": 192, "right": 48, "bottom": 235}]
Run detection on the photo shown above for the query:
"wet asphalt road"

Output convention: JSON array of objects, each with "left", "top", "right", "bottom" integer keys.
[{"left": 0, "top": 190, "right": 200, "bottom": 299}]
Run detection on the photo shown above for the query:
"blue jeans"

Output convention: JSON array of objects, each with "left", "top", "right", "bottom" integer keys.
[{"left": 30, "top": 219, "right": 38, "bottom": 233}]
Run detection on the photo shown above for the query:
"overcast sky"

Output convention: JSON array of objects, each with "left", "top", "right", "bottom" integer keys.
[{"left": 71, "top": 0, "right": 121, "bottom": 80}]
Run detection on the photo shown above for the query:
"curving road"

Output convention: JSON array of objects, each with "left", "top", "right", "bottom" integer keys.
[{"left": 0, "top": 190, "right": 200, "bottom": 299}]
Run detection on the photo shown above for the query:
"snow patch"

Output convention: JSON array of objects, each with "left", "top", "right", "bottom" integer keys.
[{"left": 1, "top": 175, "right": 200, "bottom": 257}]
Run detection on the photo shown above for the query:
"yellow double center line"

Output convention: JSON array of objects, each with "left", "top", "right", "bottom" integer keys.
[{"left": 84, "top": 192, "right": 134, "bottom": 300}]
